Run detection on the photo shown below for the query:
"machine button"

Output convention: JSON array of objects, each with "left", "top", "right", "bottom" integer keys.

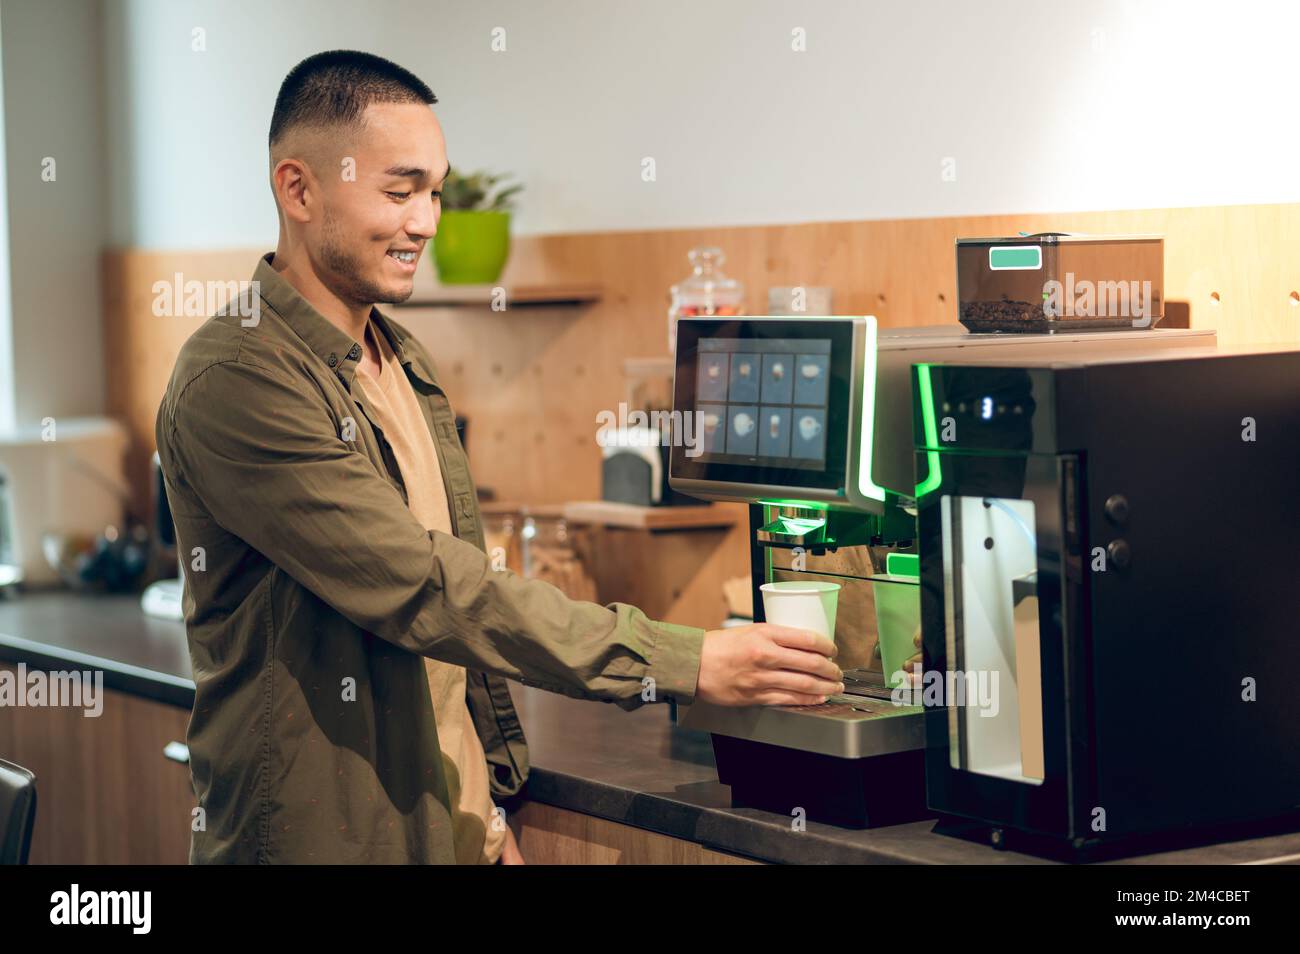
[
  {"left": 1107, "top": 539, "right": 1132, "bottom": 569},
  {"left": 1104, "top": 494, "right": 1129, "bottom": 524}
]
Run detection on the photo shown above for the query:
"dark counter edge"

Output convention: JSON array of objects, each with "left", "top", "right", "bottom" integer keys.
[
  {"left": 0, "top": 631, "right": 928, "bottom": 864},
  {"left": 518, "top": 757, "right": 934, "bottom": 865},
  {"left": 11, "top": 630, "right": 1299, "bottom": 865},
  {"left": 0, "top": 633, "right": 196, "bottom": 710}
]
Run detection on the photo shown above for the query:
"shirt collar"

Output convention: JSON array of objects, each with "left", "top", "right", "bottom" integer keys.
[
  {"left": 252, "top": 252, "right": 435, "bottom": 390},
  {"left": 253, "top": 252, "right": 362, "bottom": 387}
]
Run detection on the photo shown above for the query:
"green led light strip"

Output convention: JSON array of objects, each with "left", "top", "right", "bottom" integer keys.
[
  {"left": 856, "top": 317, "right": 887, "bottom": 503},
  {"left": 915, "top": 363, "right": 943, "bottom": 497}
]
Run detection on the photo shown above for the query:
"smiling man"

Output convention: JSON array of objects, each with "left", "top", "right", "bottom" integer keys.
[{"left": 154, "top": 50, "right": 843, "bottom": 865}]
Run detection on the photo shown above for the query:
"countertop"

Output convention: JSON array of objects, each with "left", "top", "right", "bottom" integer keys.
[{"left": 4, "top": 591, "right": 1300, "bottom": 864}]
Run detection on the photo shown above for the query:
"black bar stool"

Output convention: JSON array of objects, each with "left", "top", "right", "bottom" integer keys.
[{"left": 0, "top": 757, "right": 36, "bottom": 864}]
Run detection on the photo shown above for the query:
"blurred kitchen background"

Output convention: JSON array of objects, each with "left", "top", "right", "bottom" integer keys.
[
  {"left": 4, "top": 0, "right": 1300, "bottom": 866},
  {"left": 2, "top": 0, "right": 1299, "bottom": 632}
]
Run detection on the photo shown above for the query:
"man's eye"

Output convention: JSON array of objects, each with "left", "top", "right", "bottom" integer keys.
[
  {"left": 431, "top": 190, "right": 441, "bottom": 200},
  {"left": 386, "top": 191, "right": 412, "bottom": 201}
]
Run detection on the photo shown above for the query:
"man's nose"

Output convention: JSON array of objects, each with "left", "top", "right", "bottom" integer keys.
[{"left": 406, "top": 193, "right": 439, "bottom": 240}]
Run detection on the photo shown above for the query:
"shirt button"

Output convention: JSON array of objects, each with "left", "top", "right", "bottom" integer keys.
[
  {"left": 327, "top": 353, "right": 338, "bottom": 367},
  {"left": 348, "top": 345, "right": 361, "bottom": 360}
]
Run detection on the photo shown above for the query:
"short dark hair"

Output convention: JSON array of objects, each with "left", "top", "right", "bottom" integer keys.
[{"left": 269, "top": 50, "right": 437, "bottom": 149}]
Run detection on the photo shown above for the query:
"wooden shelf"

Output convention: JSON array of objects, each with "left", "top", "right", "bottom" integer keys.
[
  {"left": 394, "top": 256, "right": 600, "bottom": 308},
  {"left": 398, "top": 282, "right": 602, "bottom": 307},
  {"left": 561, "top": 500, "right": 743, "bottom": 530},
  {"left": 478, "top": 500, "right": 567, "bottom": 518}
]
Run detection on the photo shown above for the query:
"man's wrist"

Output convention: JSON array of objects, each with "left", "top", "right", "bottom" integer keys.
[{"left": 644, "top": 620, "right": 706, "bottom": 704}]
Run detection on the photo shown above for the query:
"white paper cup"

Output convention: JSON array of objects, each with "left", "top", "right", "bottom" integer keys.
[{"left": 760, "top": 580, "right": 841, "bottom": 640}]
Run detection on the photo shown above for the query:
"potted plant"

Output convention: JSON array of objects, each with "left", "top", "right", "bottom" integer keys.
[{"left": 432, "top": 169, "right": 524, "bottom": 284}]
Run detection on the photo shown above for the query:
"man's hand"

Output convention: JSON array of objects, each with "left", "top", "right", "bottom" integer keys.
[
  {"left": 694, "top": 623, "right": 843, "bottom": 707},
  {"left": 902, "top": 625, "right": 923, "bottom": 685},
  {"left": 499, "top": 825, "right": 525, "bottom": 865}
]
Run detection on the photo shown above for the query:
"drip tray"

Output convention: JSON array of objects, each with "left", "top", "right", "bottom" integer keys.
[
  {"left": 679, "top": 693, "right": 923, "bottom": 759},
  {"left": 678, "top": 676, "right": 928, "bottom": 828},
  {"left": 841, "top": 667, "right": 900, "bottom": 701}
]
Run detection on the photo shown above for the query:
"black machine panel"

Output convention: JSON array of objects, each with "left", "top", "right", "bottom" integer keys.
[{"left": 912, "top": 350, "right": 1300, "bottom": 856}]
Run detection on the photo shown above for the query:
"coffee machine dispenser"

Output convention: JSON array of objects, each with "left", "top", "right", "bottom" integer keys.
[
  {"left": 912, "top": 346, "right": 1300, "bottom": 857},
  {"left": 668, "top": 316, "right": 1214, "bottom": 827}
]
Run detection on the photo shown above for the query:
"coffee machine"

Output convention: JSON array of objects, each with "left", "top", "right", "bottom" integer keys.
[
  {"left": 912, "top": 345, "right": 1300, "bottom": 857},
  {"left": 668, "top": 316, "right": 1216, "bottom": 827}
]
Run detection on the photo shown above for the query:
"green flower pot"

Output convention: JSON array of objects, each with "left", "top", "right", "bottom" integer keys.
[{"left": 432, "top": 210, "right": 511, "bottom": 284}]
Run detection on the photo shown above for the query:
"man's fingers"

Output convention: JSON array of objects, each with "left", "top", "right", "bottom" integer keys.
[
  {"left": 761, "top": 645, "right": 843, "bottom": 682},
  {"left": 764, "top": 624, "right": 836, "bottom": 658},
  {"left": 758, "top": 670, "right": 844, "bottom": 697}
]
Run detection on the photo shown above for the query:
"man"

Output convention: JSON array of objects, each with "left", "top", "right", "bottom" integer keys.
[{"left": 155, "top": 50, "right": 843, "bottom": 865}]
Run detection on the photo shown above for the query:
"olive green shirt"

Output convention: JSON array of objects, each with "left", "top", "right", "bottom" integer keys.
[{"left": 155, "top": 252, "right": 706, "bottom": 864}]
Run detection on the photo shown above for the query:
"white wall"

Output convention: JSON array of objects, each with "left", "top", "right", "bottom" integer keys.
[
  {"left": 1, "top": 0, "right": 107, "bottom": 427},
  {"left": 2, "top": 0, "right": 1298, "bottom": 425},
  {"left": 0, "top": 9, "right": 14, "bottom": 431},
  {"left": 101, "top": 0, "right": 1300, "bottom": 249}
]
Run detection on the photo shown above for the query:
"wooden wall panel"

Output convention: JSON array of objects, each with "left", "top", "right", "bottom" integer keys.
[
  {"left": 105, "top": 203, "right": 1300, "bottom": 520},
  {"left": 102, "top": 248, "right": 254, "bottom": 519}
]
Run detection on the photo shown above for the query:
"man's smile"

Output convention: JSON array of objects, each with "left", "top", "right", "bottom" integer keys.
[{"left": 385, "top": 246, "right": 420, "bottom": 271}]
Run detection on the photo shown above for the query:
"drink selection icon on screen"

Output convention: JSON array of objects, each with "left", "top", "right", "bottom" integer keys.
[
  {"left": 794, "top": 354, "right": 829, "bottom": 405},
  {"left": 694, "top": 337, "right": 832, "bottom": 465}
]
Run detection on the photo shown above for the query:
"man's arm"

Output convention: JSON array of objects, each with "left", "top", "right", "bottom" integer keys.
[{"left": 163, "top": 357, "right": 701, "bottom": 709}]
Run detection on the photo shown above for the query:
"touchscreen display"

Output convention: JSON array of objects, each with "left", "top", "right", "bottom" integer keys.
[
  {"left": 671, "top": 318, "right": 856, "bottom": 496},
  {"left": 695, "top": 337, "right": 832, "bottom": 468}
]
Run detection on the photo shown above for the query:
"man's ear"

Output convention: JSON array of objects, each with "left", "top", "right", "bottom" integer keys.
[{"left": 272, "top": 156, "right": 315, "bottom": 225}]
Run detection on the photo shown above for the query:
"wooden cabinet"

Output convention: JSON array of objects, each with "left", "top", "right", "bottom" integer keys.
[
  {"left": 0, "top": 663, "right": 195, "bottom": 864},
  {"left": 563, "top": 501, "right": 748, "bottom": 631},
  {"left": 513, "top": 801, "right": 761, "bottom": 865}
]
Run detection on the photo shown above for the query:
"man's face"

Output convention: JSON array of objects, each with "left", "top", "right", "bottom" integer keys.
[{"left": 310, "top": 101, "right": 448, "bottom": 306}]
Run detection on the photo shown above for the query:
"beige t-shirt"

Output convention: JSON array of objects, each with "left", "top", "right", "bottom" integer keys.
[{"left": 356, "top": 320, "right": 506, "bottom": 865}]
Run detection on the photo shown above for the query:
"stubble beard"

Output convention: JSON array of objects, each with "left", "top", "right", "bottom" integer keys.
[{"left": 318, "top": 205, "right": 415, "bottom": 307}]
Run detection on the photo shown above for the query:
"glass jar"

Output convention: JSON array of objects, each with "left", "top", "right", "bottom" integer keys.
[
  {"left": 520, "top": 511, "right": 597, "bottom": 602},
  {"left": 667, "top": 247, "right": 745, "bottom": 353},
  {"left": 480, "top": 508, "right": 523, "bottom": 574}
]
